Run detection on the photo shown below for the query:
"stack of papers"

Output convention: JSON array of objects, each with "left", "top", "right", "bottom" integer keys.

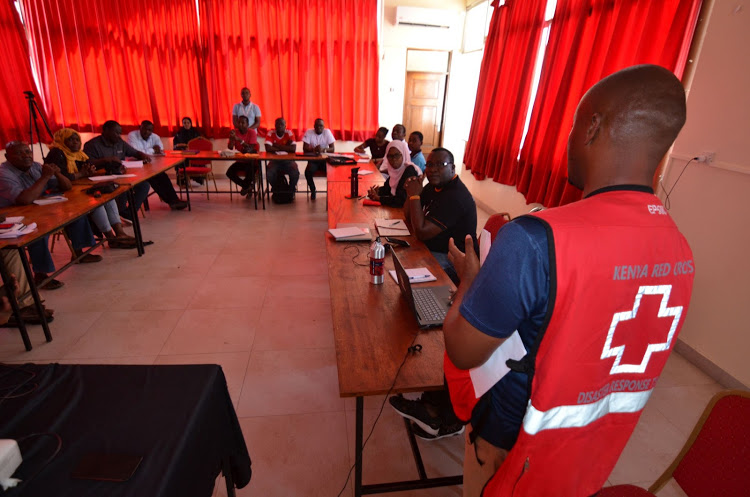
[
  {"left": 375, "top": 218, "right": 410, "bottom": 237},
  {"left": 33, "top": 196, "right": 68, "bottom": 205},
  {"left": 328, "top": 226, "right": 372, "bottom": 241},
  {"left": 0, "top": 222, "right": 37, "bottom": 238},
  {"left": 388, "top": 267, "right": 436, "bottom": 283},
  {"left": 123, "top": 160, "right": 144, "bottom": 168},
  {"left": 357, "top": 170, "right": 374, "bottom": 176},
  {"left": 88, "top": 174, "right": 137, "bottom": 182}
]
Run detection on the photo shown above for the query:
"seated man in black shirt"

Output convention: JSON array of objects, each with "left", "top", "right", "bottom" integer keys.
[
  {"left": 353, "top": 126, "right": 389, "bottom": 160},
  {"left": 83, "top": 120, "right": 187, "bottom": 217},
  {"left": 404, "top": 147, "right": 478, "bottom": 285}
]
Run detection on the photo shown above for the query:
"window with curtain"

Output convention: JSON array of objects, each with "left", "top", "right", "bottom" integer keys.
[
  {"left": 198, "top": 0, "right": 379, "bottom": 140},
  {"left": 20, "top": 0, "right": 204, "bottom": 137},
  {"left": 0, "top": 0, "right": 51, "bottom": 146},
  {"left": 466, "top": 0, "right": 702, "bottom": 207}
]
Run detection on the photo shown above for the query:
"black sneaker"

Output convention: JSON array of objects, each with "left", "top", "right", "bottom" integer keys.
[
  {"left": 410, "top": 421, "right": 465, "bottom": 441},
  {"left": 389, "top": 395, "right": 441, "bottom": 435}
]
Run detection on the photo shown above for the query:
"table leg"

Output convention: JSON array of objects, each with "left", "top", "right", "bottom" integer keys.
[
  {"left": 128, "top": 189, "right": 145, "bottom": 256},
  {"left": 259, "top": 161, "right": 266, "bottom": 210},
  {"left": 404, "top": 417, "right": 427, "bottom": 479},
  {"left": 182, "top": 162, "right": 191, "bottom": 211},
  {"left": 18, "top": 248, "right": 52, "bottom": 343},
  {"left": 222, "top": 457, "right": 236, "bottom": 497},
  {"left": 355, "top": 396, "right": 364, "bottom": 497},
  {"left": 0, "top": 254, "right": 32, "bottom": 351}
]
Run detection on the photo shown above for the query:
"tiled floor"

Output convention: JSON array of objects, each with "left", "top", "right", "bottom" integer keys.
[{"left": 0, "top": 178, "right": 725, "bottom": 496}]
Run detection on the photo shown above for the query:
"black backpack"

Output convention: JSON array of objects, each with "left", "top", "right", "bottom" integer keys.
[{"left": 271, "top": 175, "right": 294, "bottom": 204}]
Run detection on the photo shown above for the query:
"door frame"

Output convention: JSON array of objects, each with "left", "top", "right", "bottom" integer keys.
[{"left": 403, "top": 48, "right": 452, "bottom": 149}]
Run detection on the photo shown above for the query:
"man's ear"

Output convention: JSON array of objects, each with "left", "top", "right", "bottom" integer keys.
[{"left": 585, "top": 113, "right": 602, "bottom": 145}]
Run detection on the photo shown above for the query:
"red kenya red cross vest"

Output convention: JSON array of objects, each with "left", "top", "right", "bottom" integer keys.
[{"left": 449, "top": 189, "right": 695, "bottom": 497}]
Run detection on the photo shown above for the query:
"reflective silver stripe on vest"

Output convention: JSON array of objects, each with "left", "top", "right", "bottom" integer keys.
[{"left": 522, "top": 389, "right": 653, "bottom": 435}]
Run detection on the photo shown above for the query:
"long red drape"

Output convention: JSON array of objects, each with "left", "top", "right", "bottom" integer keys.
[
  {"left": 517, "top": 0, "right": 703, "bottom": 207},
  {"left": 21, "top": 0, "right": 204, "bottom": 137},
  {"left": 0, "top": 0, "right": 51, "bottom": 146},
  {"left": 199, "top": 0, "right": 379, "bottom": 140},
  {"left": 463, "top": 0, "right": 547, "bottom": 183}
]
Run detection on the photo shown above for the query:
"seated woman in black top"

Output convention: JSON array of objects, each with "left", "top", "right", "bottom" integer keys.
[
  {"left": 354, "top": 126, "right": 389, "bottom": 160},
  {"left": 366, "top": 141, "right": 421, "bottom": 207},
  {"left": 46, "top": 128, "right": 136, "bottom": 249},
  {"left": 173, "top": 117, "right": 201, "bottom": 150}
]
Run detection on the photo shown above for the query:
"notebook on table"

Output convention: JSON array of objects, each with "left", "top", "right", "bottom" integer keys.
[{"left": 391, "top": 248, "right": 452, "bottom": 327}]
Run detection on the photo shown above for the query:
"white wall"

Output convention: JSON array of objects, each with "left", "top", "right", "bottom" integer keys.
[{"left": 659, "top": 0, "right": 750, "bottom": 386}]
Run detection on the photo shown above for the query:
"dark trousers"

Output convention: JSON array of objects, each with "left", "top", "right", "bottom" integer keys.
[
  {"left": 226, "top": 162, "right": 258, "bottom": 190},
  {"left": 117, "top": 182, "right": 151, "bottom": 221},
  {"left": 304, "top": 160, "right": 326, "bottom": 191},
  {"left": 148, "top": 172, "right": 180, "bottom": 204},
  {"left": 28, "top": 217, "right": 96, "bottom": 274},
  {"left": 267, "top": 161, "right": 300, "bottom": 189}
]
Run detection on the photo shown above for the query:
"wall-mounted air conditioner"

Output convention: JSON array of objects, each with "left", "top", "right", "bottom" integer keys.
[{"left": 395, "top": 6, "right": 453, "bottom": 29}]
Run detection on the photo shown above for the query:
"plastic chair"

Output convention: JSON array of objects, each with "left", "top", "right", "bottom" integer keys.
[
  {"left": 481, "top": 212, "right": 511, "bottom": 244},
  {"left": 179, "top": 137, "right": 218, "bottom": 198},
  {"left": 600, "top": 389, "right": 750, "bottom": 497}
]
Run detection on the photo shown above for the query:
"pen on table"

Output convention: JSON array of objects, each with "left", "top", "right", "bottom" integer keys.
[
  {"left": 409, "top": 275, "right": 432, "bottom": 280},
  {"left": 388, "top": 221, "right": 402, "bottom": 226}
]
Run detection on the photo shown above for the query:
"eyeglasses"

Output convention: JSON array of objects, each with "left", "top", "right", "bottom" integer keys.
[{"left": 425, "top": 161, "right": 453, "bottom": 169}]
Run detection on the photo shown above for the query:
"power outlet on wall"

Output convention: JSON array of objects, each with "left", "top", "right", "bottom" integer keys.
[{"left": 695, "top": 152, "right": 715, "bottom": 163}]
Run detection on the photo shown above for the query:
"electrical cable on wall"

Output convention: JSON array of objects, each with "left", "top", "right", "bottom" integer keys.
[{"left": 661, "top": 157, "right": 697, "bottom": 210}]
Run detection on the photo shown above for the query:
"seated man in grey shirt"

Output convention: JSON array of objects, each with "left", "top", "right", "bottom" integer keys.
[
  {"left": 84, "top": 120, "right": 187, "bottom": 217},
  {"left": 0, "top": 142, "right": 102, "bottom": 290}
]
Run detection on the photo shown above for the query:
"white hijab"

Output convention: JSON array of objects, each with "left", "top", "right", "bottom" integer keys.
[{"left": 383, "top": 140, "right": 420, "bottom": 195}]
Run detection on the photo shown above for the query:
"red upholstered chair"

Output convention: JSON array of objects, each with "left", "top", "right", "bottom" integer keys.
[
  {"left": 179, "top": 137, "right": 218, "bottom": 198},
  {"left": 601, "top": 389, "right": 750, "bottom": 497},
  {"left": 481, "top": 212, "right": 511, "bottom": 243}
]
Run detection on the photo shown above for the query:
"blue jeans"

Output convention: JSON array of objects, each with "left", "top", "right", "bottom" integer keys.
[
  {"left": 28, "top": 217, "right": 96, "bottom": 274},
  {"left": 431, "top": 250, "right": 459, "bottom": 286}
]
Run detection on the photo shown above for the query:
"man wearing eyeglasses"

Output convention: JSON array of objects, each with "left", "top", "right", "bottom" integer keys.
[{"left": 404, "top": 147, "right": 478, "bottom": 285}]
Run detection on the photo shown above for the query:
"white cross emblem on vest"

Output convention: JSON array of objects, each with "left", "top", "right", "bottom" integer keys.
[{"left": 602, "top": 285, "right": 683, "bottom": 375}]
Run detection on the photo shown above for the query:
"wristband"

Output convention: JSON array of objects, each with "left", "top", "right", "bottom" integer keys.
[{"left": 410, "top": 195, "right": 421, "bottom": 201}]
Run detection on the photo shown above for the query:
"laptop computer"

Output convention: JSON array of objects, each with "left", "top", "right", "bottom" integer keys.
[{"left": 391, "top": 248, "right": 453, "bottom": 327}]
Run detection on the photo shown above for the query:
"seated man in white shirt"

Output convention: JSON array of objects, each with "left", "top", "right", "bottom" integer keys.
[
  {"left": 232, "top": 87, "right": 262, "bottom": 130},
  {"left": 127, "top": 121, "right": 163, "bottom": 155},
  {"left": 302, "top": 118, "right": 334, "bottom": 200}
]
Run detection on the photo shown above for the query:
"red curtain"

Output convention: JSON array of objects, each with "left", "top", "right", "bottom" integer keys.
[
  {"left": 463, "top": 0, "right": 548, "bottom": 183},
  {"left": 199, "top": 0, "right": 379, "bottom": 140},
  {"left": 517, "top": 0, "right": 703, "bottom": 207},
  {"left": 0, "top": 0, "right": 51, "bottom": 146},
  {"left": 21, "top": 0, "right": 204, "bottom": 137}
]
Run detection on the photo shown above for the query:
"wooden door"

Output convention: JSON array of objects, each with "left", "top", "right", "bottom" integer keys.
[{"left": 403, "top": 72, "right": 447, "bottom": 152}]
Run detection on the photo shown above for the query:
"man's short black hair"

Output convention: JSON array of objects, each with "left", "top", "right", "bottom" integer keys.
[
  {"left": 431, "top": 147, "right": 454, "bottom": 164},
  {"left": 410, "top": 131, "right": 423, "bottom": 143},
  {"left": 102, "top": 120, "right": 120, "bottom": 131},
  {"left": 377, "top": 127, "right": 388, "bottom": 135},
  {"left": 141, "top": 120, "right": 153, "bottom": 127},
  {"left": 238, "top": 115, "right": 249, "bottom": 123}
]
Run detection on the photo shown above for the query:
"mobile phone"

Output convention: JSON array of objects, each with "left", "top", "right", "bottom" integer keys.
[
  {"left": 385, "top": 237, "right": 410, "bottom": 248},
  {"left": 71, "top": 453, "right": 143, "bottom": 482}
]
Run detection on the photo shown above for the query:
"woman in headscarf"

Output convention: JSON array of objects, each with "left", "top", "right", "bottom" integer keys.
[
  {"left": 46, "top": 129, "right": 137, "bottom": 249},
  {"left": 173, "top": 117, "right": 201, "bottom": 150},
  {"left": 366, "top": 140, "right": 421, "bottom": 207}
]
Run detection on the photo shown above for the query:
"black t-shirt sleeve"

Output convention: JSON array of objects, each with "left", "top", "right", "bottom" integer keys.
[
  {"left": 82, "top": 139, "right": 99, "bottom": 159},
  {"left": 44, "top": 148, "right": 76, "bottom": 181}
]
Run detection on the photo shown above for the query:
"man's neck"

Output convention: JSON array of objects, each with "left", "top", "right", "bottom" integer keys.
[
  {"left": 411, "top": 149, "right": 421, "bottom": 156},
  {"left": 242, "top": 99, "right": 251, "bottom": 105}
]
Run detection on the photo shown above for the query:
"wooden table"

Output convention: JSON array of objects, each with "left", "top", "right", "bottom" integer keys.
[
  {"left": 326, "top": 182, "right": 462, "bottom": 495},
  {"left": 0, "top": 183, "right": 138, "bottom": 351},
  {"left": 114, "top": 156, "right": 188, "bottom": 212}
]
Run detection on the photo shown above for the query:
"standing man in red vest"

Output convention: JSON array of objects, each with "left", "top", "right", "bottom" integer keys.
[{"left": 444, "top": 65, "right": 695, "bottom": 497}]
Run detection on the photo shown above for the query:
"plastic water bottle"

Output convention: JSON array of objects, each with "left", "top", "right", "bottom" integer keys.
[{"left": 369, "top": 237, "right": 386, "bottom": 285}]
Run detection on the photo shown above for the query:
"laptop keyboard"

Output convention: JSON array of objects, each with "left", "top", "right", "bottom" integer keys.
[{"left": 413, "top": 288, "right": 447, "bottom": 322}]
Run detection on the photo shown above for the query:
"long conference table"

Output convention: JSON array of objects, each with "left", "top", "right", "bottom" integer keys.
[
  {"left": 0, "top": 156, "right": 186, "bottom": 350},
  {"left": 325, "top": 168, "right": 463, "bottom": 495}
]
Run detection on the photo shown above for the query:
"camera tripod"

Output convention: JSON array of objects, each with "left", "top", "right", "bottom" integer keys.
[{"left": 25, "top": 90, "right": 53, "bottom": 158}]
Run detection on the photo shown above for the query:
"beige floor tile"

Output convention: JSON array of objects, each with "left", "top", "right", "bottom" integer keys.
[
  {"left": 608, "top": 403, "right": 689, "bottom": 485},
  {"left": 265, "top": 273, "right": 330, "bottom": 301},
  {"left": 0, "top": 311, "right": 102, "bottom": 361},
  {"left": 159, "top": 308, "right": 260, "bottom": 355},
  {"left": 154, "top": 351, "right": 250, "bottom": 407},
  {"left": 648, "top": 382, "right": 724, "bottom": 436},
  {"left": 236, "top": 348, "right": 344, "bottom": 417},
  {"left": 39, "top": 279, "right": 129, "bottom": 313},
  {"left": 343, "top": 407, "right": 463, "bottom": 496},
  {"left": 62, "top": 310, "right": 182, "bottom": 359},
  {"left": 656, "top": 352, "right": 720, "bottom": 388},
  {"left": 57, "top": 356, "right": 157, "bottom": 365},
  {"left": 252, "top": 297, "right": 334, "bottom": 351},
  {"left": 108, "top": 277, "right": 203, "bottom": 311},
  {"left": 214, "top": 412, "right": 351, "bottom": 497},
  {"left": 189, "top": 275, "right": 269, "bottom": 309}
]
